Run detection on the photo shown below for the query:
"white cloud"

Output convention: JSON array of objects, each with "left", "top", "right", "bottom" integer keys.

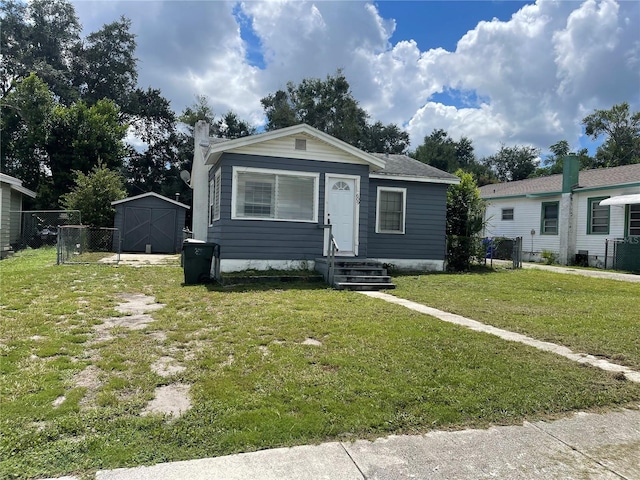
[{"left": 70, "top": 0, "right": 639, "bottom": 158}]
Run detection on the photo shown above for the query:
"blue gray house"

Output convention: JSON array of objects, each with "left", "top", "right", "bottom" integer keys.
[{"left": 190, "top": 121, "right": 458, "bottom": 286}]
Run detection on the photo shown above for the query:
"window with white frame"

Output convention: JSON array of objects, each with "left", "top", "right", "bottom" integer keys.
[
  {"left": 376, "top": 187, "right": 406, "bottom": 234},
  {"left": 541, "top": 201, "right": 559, "bottom": 235},
  {"left": 501, "top": 208, "right": 514, "bottom": 221},
  {"left": 629, "top": 204, "right": 640, "bottom": 236},
  {"left": 209, "top": 169, "right": 221, "bottom": 224},
  {"left": 232, "top": 167, "right": 318, "bottom": 222},
  {"left": 587, "top": 196, "right": 609, "bottom": 234}
]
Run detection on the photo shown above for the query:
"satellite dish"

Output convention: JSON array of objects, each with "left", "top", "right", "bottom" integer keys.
[{"left": 180, "top": 170, "right": 192, "bottom": 188}]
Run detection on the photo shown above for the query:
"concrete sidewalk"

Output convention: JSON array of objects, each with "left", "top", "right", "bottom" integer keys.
[{"left": 46, "top": 406, "right": 639, "bottom": 480}]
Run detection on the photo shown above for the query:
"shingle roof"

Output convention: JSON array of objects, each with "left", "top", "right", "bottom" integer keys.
[
  {"left": 479, "top": 164, "right": 640, "bottom": 198},
  {"left": 370, "top": 153, "right": 460, "bottom": 182}
]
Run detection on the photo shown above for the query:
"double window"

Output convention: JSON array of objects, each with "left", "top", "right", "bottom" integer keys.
[
  {"left": 232, "top": 167, "right": 318, "bottom": 222},
  {"left": 541, "top": 202, "right": 559, "bottom": 235},
  {"left": 587, "top": 197, "right": 610, "bottom": 235},
  {"left": 208, "top": 169, "right": 221, "bottom": 225},
  {"left": 376, "top": 187, "right": 406, "bottom": 234}
]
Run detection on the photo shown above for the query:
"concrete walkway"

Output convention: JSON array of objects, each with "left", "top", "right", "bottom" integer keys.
[
  {"left": 45, "top": 406, "right": 640, "bottom": 480},
  {"left": 361, "top": 292, "right": 640, "bottom": 383},
  {"left": 491, "top": 260, "right": 640, "bottom": 282}
]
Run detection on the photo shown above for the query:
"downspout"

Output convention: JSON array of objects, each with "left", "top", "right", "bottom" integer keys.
[{"left": 191, "top": 120, "right": 210, "bottom": 241}]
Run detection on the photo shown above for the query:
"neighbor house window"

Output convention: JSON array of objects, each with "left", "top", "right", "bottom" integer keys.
[
  {"left": 232, "top": 167, "right": 318, "bottom": 222},
  {"left": 501, "top": 208, "right": 514, "bottom": 221},
  {"left": 629, "top": 204, "right": 640, "bottom": 236},
  {"left": 209, "top": 169, "right": 221, "bottom": 224},
  {"left": 541, "top": 201, "right": 559, "bottom": 235},
  {"left": 376, "top": 187, "right": 406, "bottom": 234},
  {"left": 587, "top": 197, "right": 609, "bottom": 234}
]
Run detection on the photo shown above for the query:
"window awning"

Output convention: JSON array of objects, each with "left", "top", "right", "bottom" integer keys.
[{"left": 599, "top": 194, "right": 640, "bottom": 206}]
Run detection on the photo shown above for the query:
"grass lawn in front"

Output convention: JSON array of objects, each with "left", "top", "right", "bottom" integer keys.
[
  {"left": 393, "top": 267, "right": 640, "bottom": 370},
  {"left": 1, "top": 250, "right": 639, "bottom": 479}
]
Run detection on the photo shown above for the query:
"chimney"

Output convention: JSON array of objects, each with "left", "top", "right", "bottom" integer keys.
[{"left": 562, "top": 154, "right": 580, "bottom": 193}]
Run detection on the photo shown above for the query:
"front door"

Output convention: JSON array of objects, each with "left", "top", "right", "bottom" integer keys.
[{"left": 325, "top": 175, "right": 359, "bottom": 256}]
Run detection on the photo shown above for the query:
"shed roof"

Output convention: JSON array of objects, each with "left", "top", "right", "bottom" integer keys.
[
  {"left": 479, "top": 164, "right": 640, "bottom": 199},
  {"left": 369, "top": 154, "right": 460, "bottom": 184},
  {"left": 111, "top": 192, "right": 190, "bottom": 209}
]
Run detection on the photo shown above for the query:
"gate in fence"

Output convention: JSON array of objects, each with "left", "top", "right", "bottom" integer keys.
[
  {"left": 484, "top": 236, "right": 523, "bottom": 269},
  {"left": 57, "top": 225, "right": 121, "bottom": 264}
]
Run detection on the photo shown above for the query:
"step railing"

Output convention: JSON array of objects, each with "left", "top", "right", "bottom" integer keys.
[{"left": 322, "top": 223, "right": 339, "bottom": 285}]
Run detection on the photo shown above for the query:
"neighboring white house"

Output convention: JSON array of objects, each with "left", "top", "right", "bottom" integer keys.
[
  {"left": 479, "top": 157, "right": 640, "bottom": 268},
  {"left": 0, "top": 173, "right": 37, "bottom": 259}
]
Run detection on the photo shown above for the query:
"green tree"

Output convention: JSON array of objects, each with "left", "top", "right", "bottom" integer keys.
[
  {"left": 0, "top": 0, "right": 81, "bottom": 103},
  {"left": 74, "top": 16, "right": 138, "bottom": 107},
  {"left": 412, "top": 129, "right": 457, "bottom": 172},
  {"left": 582, "top": 102, "right": 640, "bottom": 167},
  {"left": 261, "top": 70, "right": 408, "bottom": 153},
  {"left": 483, "top": 144, "right": 539, "bottom": 182},
  {"left": 0, "top": 73, "right": 54, "bottom": 196},
  {"left": 45, "top": 99, "right": 127, "bottom": 207},
  {"left": 536, "top": 140, "right": 591, "bottom": 176},
  {"left": 446, "top": 170, "right": 485, "bottom": 271},
  {"left": 60, "top": 163, "right": 126, "bottom": 227}
]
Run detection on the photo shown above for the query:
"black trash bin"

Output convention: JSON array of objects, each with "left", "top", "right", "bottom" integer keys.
[{"left": 182, "top": 240, "right": 217, "bottom": 284}]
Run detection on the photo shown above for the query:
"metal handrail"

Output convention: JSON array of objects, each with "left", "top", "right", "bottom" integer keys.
[{"left": 322, "top": 224, "right": 339, "bottom": 285}]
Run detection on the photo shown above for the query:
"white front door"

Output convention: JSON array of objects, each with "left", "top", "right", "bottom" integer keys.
[{"left": 325, "top": 175, "right": 359, "bottom": 256}]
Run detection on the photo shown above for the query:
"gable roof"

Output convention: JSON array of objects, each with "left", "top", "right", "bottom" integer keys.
[
  {"left": 0, "top": 173, "right": 36, "bottom": 198},
  {"left": 203, "top": 124, "right": 386, "bottom": 169},
  {"left": 369, "top": 153, "right": 460, "bottom": 184},
  {"left": 111, "top": 192, "right": 190, "bottom": 209},
  {"left": 479, "top": 164, "right": 640, "bottom": 199}
]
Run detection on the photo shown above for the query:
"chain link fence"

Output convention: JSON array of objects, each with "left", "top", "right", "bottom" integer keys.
[
  {"left": 9, "top": 210, "right": 81, "bottom": 251},
  {"left": 605, "top": 237, "right": 640, "bottom": 273},
  {"left": 484, "top": 236, "right": 523, "bottom": 269},
  {"left": 57, "top": 225, "right": 120, "bottom": 264}
]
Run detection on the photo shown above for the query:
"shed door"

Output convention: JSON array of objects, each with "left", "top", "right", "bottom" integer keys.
[
  {"left": 325, "top": 175, "right": 359, "bottom": 256},
  {"left": 123, "top": 207, "right": 151, "bottom": 252},
  {"left": 122, "top": 207, "right": 177, "bottom": 253}
]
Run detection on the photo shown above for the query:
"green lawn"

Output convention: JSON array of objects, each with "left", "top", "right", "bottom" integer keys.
[
  {"left": 1, "top": 250, "right": 639, "bottom": 479},
  {"left": 393, "top": 268, "right": 640, "bottom": 369}
]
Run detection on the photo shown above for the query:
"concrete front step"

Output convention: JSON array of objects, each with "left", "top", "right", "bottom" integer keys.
[
  {"left": 315, "top": 258, "right": 396, "bottom": 290},
  {"left": 336, "top": 282, "right": 396, "bottom": 291},
  {"left": 334, "top": 275, "right": 392, "bottom": 284}
]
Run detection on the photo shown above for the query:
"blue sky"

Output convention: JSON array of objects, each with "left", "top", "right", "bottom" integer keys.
[{"left": 71, "top": 0, "right": 640, "bottom": 159}]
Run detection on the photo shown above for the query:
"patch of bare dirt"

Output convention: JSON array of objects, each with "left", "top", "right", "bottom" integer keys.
[
  {"left": 302, "top": 337, "right": 322, "bottom": 346},
  {"left": 141, "top": 383, "right": 191, "bottom": 418},
  {"left": 151, "top": 356, "right": 186, "bottom": 378}
]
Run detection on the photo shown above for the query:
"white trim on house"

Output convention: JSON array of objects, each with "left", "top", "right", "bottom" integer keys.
[
  {"left": 368, "top": 258, "right": 445, "bottom": 272},
  {"left": 0, "top": 173, "right": 36, "bottom": 198},
  {"left": 111, "top": 191, "right": 190, "bottom": 209},
  {"left": 375, "top": 186, "right": 407, "bottom": 234},
  {"left": 324, "top": 173, "right": 360, "bottom": 256},
  {"left": 220, "top": 259, "right": 316, "bottom": 273},
  {"left": 369, "top": 173, "right": 459, "bottom": 185},
  {"left": 204, "top": 124, "right": 386, "bottom": 170},
  {"left": 231, "top": 166, "right": 320, "bottom": 223}
]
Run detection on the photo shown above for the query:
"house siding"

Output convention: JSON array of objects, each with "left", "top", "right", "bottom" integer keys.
[
  {"left": 484, "top": 197, "right": 561, "bottom": 255},
  {"left": 208, "top": 153, "right": 370, "bottom": 260},
  {"left": 367, "top": 178, "right": 448, "bottom": 261},
  {"left": 0, "top": 183, "right": 11, "bottom": 253},
  {"left": 574, "top": 188, "right": 635, "bottom": 259},
  {"left": 484, "top": 186, "right": 639, "bottom": 264}
]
